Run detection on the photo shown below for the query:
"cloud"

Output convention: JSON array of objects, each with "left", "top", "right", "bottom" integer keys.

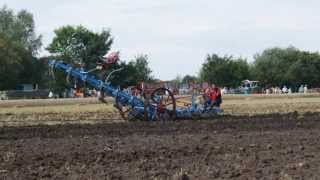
[{"left": 2, "top": 0, "right": 320, "bottom": 79}]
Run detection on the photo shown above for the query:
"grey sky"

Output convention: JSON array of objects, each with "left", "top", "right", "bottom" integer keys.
[{"left": 1, "top": 0, "right": 320, "bottom": 80}]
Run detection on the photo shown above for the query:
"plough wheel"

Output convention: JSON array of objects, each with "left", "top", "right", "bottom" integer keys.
[{"left": 151, "top": 88, "right": 176, "bottom": 120}]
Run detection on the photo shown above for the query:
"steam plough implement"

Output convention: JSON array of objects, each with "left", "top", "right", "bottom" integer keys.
[{"left": 48, "top": 53, "right": 222, "bottom": 121}]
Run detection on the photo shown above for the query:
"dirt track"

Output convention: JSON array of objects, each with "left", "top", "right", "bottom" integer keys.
[{"left": 1, "top": 113, "right": 320, "bottom": 179}]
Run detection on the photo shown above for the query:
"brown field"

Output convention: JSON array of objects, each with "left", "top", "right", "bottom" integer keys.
[{"left": 1, "top": 94, "right": 320, "bottom": 179}]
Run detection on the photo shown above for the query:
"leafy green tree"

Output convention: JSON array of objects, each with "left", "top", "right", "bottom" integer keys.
[
  {"left": 47, "top": 25, "right": 113, "bottom": 69},
  {"left": 253, "top": 47, "right": 294, "bottom": 86},
  {"left": 199, "top": 54, "right": 251, "bottom": 87},
  {"left": 128, "top": 55, "right": 153, "bottom": 82},
  {"left": 252, "top": 46, "right": 320, "bottom": 87},
  {"left": 0, "top": 6, "right": 42, "bottom": 90},
  {"left": 109, "top": 55, "right": 153, "bottom": 88}
]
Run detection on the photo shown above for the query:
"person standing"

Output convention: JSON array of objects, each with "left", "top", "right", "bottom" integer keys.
[
  {"left": 48, "top": 91, "right": 53, "bottom": 98},
  {"left": 210, "top": 85, "right": 222, "bottom": 108},
  {"left": 202, "top": 85, "right": 212, "bottom": 112},
  {"left": 282, "top": 86, "right": 288, "bottom": 94},
  {"left": 304, "top": 85, "right": 308, "bottom": 94},
  {"left": 299, "top": 85, "right": 304, "bottom": 93}
]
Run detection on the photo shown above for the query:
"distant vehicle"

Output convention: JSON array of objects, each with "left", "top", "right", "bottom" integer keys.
[{"left": 236, "top": 80, "right": 262, "bottom": 94}]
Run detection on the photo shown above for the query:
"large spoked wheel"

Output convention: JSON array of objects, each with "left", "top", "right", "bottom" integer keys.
[{"left": 151, "top": 88, "right": 176, "bottom": 121}]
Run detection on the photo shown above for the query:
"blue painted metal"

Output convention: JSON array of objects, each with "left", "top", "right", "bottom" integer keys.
[{"left": 48, "top": 60, "right": 222, "bottom": 120}]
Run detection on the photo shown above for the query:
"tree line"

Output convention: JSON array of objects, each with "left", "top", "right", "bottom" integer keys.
[
  {"left": 199, "top": 46, "right": 320, "bottom": 89},
  {"left": 1, "top": 6, "right": 320, "bottom": 92}
]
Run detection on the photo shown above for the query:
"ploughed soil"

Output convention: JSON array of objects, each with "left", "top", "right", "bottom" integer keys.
[{"left": 1, "top": 113, "right": 320, "bottom": 179}]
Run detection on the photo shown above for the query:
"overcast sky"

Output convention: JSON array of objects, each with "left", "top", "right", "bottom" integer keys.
[{"left": 1, "top": 0, "right": 320, "bottom": 80}]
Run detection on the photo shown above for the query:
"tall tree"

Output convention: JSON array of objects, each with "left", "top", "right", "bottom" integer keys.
[
  {"left": 252, "top": 46, "right": 320, "bottom": 87},
  {"left": 199, "top": 54, "right": 251, "bottom": 87},
  {"left": 128, "top": 55, "right": 153, "bottom": 82},
  {"left": 0, "top": 6, "right": 42, "bottom": 90},
  {"left": 47, "top": 25, "right": 113, "bottom": 69},
  {"left": 109, "top": 55, "right": 153, "bottom": 88}
]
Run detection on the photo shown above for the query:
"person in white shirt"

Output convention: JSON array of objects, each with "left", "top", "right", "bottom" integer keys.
[
  {"left": 282, "top": 86, "right": 288, "bottom": 94},
  {"left": 266, "top": 89, "right": 270, "bottom": 94},
  {"left": 221, "top": 87, "right": 228, "bottom": 95},
  {"left": 299, "top": 85, "right": 304, "bottom": 93},
  {"left": 48, "top": 91, "right": 53, "bottom": 98},
  {"left": 304, "top": 85, "right": 308, "bottom": 94}
]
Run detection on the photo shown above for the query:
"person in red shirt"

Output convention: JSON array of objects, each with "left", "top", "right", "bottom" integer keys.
[
  {"left": 210, "top": 85, "right": 222, "bottom": 108},
  {"left": 203, "top": 83, "right": 223, "bottom": 112}
]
